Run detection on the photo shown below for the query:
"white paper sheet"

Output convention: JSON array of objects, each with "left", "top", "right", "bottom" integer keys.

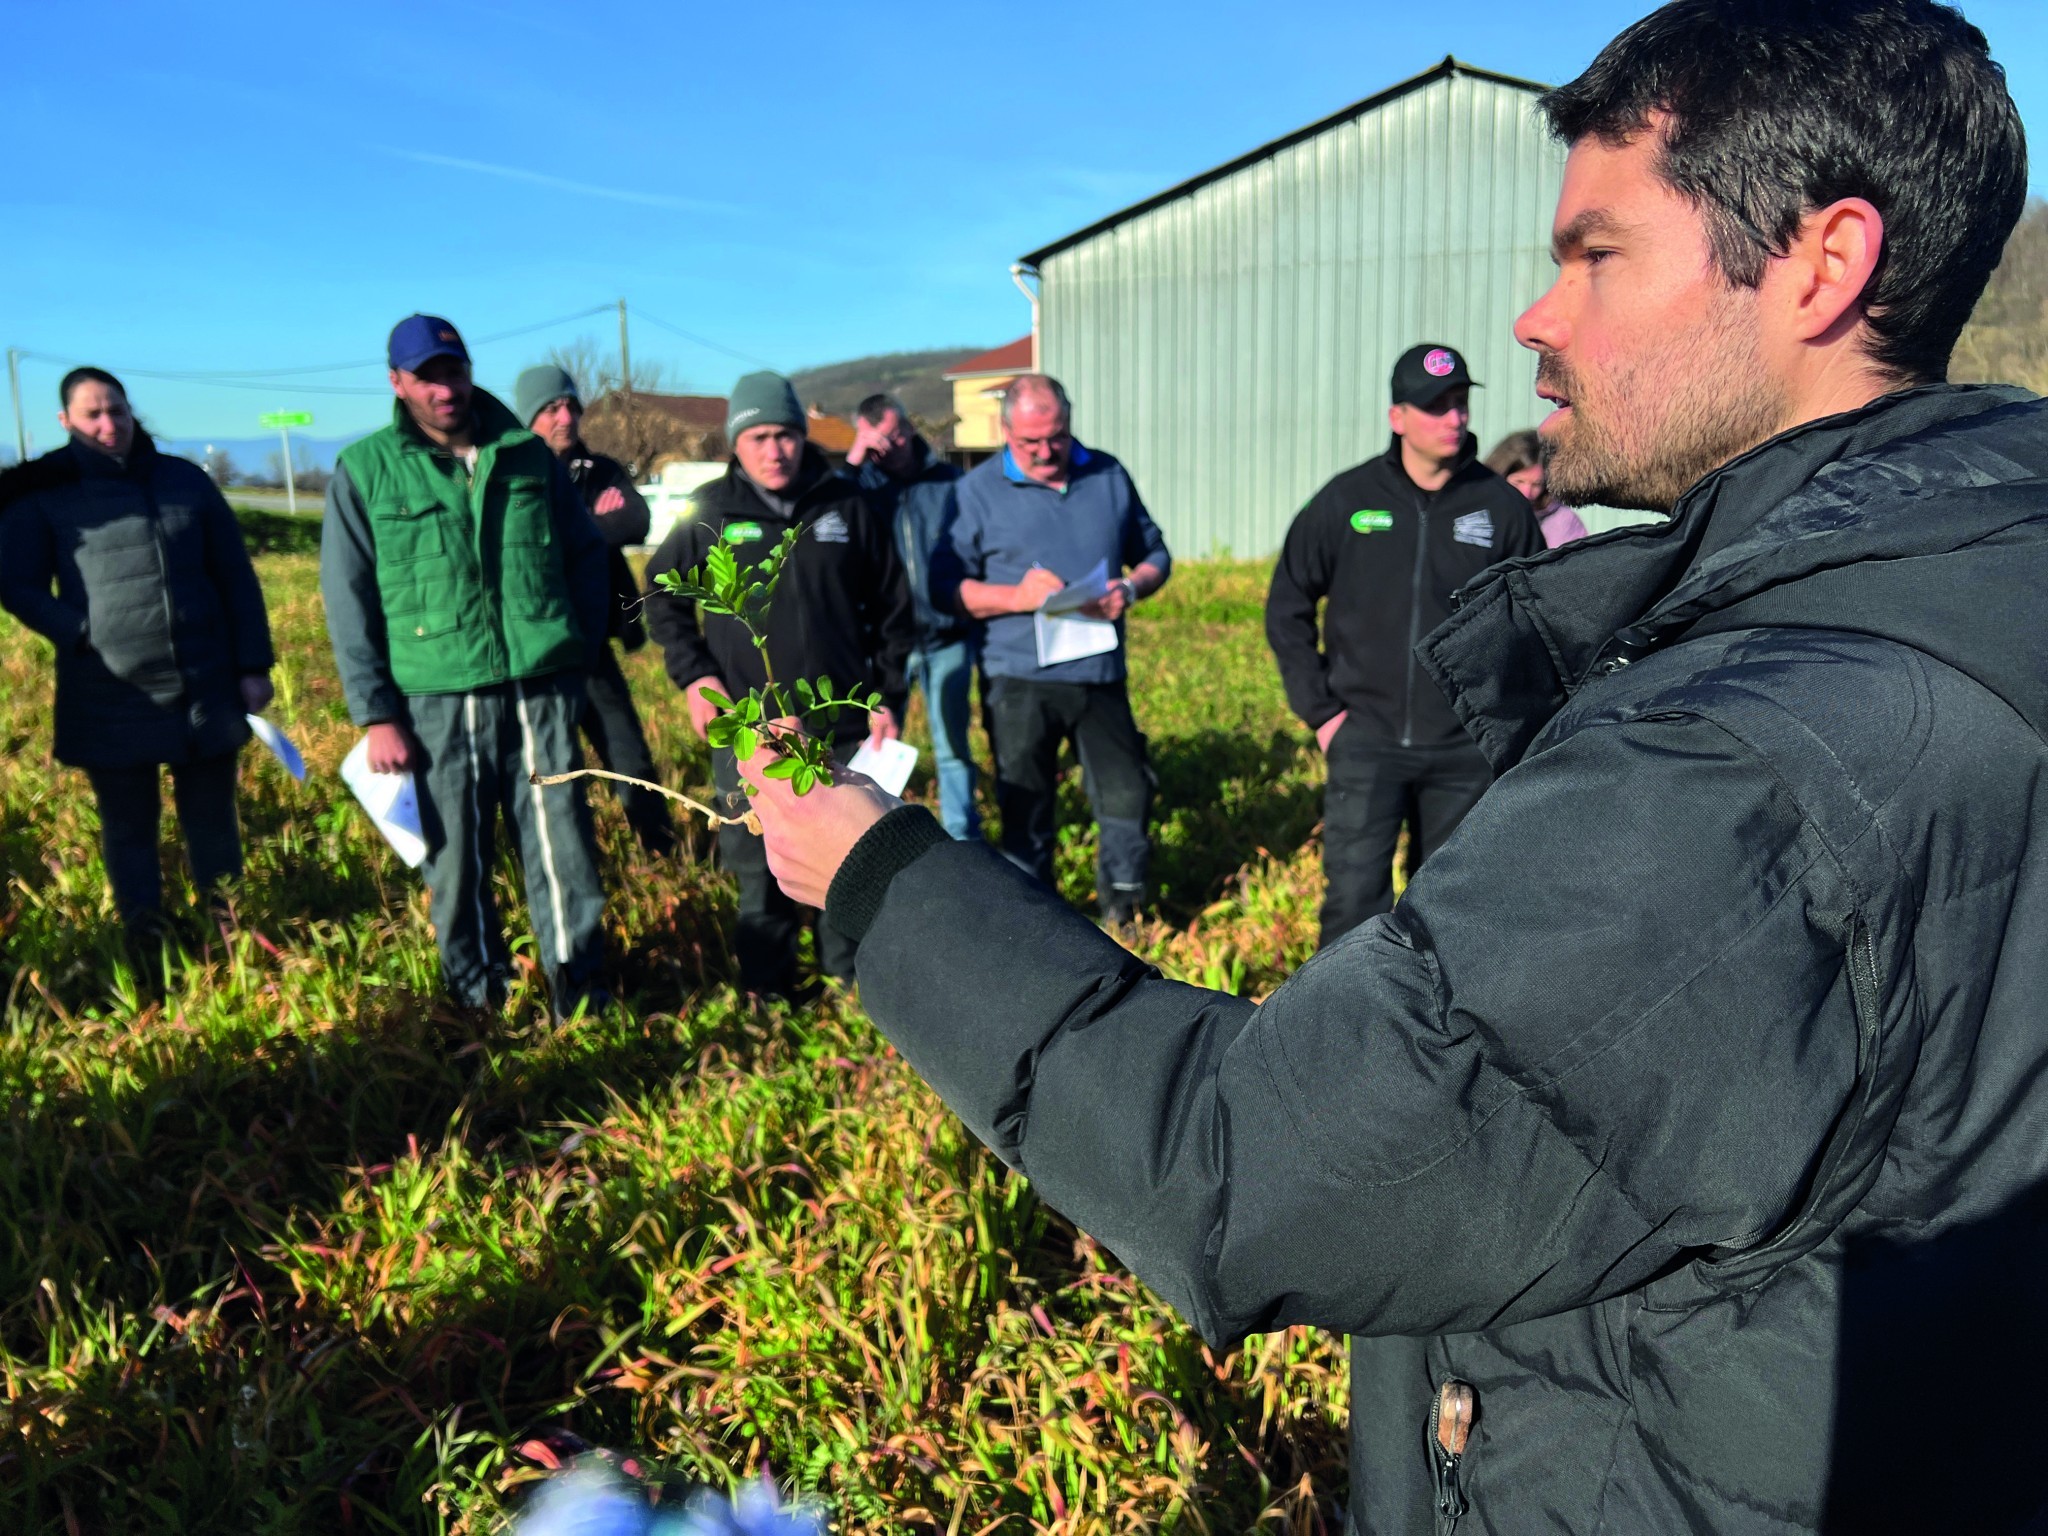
[
  {"left": 1040, "top": 560, "right": 1112, "bottom": 615},
  {"left": 846, "top": 737, "right": 919, "bottom": 797},
  {"left": 245, "top": 714, "right": 306, "bottom": 781},
  {"left": 340, "top": 735, "right": 428, "bottom": 868},
  {"left": 1033, "top": 558, "right": 1119, "bottom": 667}
]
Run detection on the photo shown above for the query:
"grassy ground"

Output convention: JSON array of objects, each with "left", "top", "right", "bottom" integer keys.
[{"left": 0, "top": 542, "right": 1351, "bottom": 1533}]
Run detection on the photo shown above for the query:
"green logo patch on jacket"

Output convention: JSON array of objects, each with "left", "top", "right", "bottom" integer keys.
[
  {"left": 723, "top": 520, "right": 765, "bottom": 545},
  {"left": 1350, "top": 509, "right": 1395, "bottom": 533}
]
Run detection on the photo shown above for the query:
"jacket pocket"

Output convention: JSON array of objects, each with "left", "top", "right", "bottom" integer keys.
[
  {"left": 1641, "top": 913, "right": 1902, "bottom": 1311},
  {"left": 1429, "top": 1379, "right": 1477, "bottom": 1535},
  {"left": 368, "top": 497, "right": 444, "bottom": 565},
  {"left": 395, "top": 608, "right": 464, "bottom": 644},
  {"left": 498, "top": 475, "right": 553, "bottom": 548}
]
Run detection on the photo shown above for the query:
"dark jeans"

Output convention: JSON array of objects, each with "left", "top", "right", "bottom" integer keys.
[
  {"left": 85, "top": 750, "right": 243, "bottom": 933},
  {"left": 405, "top": 676, "right": 608, "bottom": 1011},
  {"left": 579, "top": 644, "right": 676, "bottom": 853},
  {"left": 986, "top": 675, "right": 1152, "bottom": 915},
  {"left": 1320, "top": 730, "right": 1492, "bottom": 947},
  {"left": 713, "top": 748, "right": 858, "bottom": 996}
]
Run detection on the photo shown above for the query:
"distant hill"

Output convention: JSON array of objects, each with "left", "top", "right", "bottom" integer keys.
[{"left": 788, "top": 347, "right": 992, "bottom": 427}]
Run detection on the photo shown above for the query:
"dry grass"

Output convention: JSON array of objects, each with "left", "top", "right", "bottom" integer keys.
[{"left": 0, "top": 537, "right": 1350, "bottom": 1533}]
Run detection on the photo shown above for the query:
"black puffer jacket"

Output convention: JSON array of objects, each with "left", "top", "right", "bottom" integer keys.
[
  {"left": 0, "top": 437, "right": 273, "bottom": 769},
  {"left": 825, "top": 385, "right": 2048, "bottom": 1532}
]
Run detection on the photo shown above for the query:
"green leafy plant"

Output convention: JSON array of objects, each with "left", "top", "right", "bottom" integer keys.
[{"left": 654, "top": 527, "right": 882, "bottom": 797}]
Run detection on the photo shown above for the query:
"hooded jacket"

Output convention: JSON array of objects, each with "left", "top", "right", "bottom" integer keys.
[
  {"left": 0, "top": 436, "right": 273, "bottom": 769},
  {"left": 820, "top": 385, "right": 2048, "bottom": 1532},
  {"left": 643, "top": 446, "right": 913, "bottom": 740},
  {"left": 1266, "top": 435, "right": 1543, "bottom": 745}
]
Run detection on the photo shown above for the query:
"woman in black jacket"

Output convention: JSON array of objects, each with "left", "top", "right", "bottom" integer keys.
[{"left": 0, "top": 368, "right": 275, "bottom": 955}]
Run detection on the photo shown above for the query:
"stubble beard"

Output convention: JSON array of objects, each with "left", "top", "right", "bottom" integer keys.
[{"left": 1540, "top": 289, "right": 1788, "bottom": 514}]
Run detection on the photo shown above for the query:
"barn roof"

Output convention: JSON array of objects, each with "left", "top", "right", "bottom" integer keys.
[{"left": 1018, "top": 56, "right": 1550, "bottom": 268}]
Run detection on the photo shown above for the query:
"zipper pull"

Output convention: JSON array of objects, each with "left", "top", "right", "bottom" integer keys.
[{"left": 1432, "top": 1379, "right": 1474, "bottom": 1525}]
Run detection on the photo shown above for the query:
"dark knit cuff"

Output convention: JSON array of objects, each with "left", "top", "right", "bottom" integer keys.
[{"left": 825, "top": 805, "right": 950, "bottom": 943}]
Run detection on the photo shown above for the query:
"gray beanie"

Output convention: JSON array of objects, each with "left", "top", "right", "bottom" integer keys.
[
  {"left": 726, "top": 371, "right": 804, "bottom": 441},
  {"left": 514, "top": 364, "right": 580, "bottom": 427}
]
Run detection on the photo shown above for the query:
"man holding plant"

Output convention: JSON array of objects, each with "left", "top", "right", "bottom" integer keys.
[
  {"left": 744, "top": 1, "right": 2048, "bottom": 1527},
  {"left": 644, "top": 372, "right": 912, "bottom": 1001}
]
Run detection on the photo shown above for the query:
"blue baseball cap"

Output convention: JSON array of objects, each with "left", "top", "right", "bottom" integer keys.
[{"left": 387, "top": 314, "right": 469, "bottom": 374}]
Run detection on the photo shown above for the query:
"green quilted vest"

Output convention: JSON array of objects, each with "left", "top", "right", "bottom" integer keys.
[{"left": 337, "top": 390, "right": 586, "bottom": 696}]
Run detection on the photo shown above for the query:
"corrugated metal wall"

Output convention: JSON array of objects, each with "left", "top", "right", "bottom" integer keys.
[{"left": 1038, "top": 70, "right": 1566, "bottom": 558}]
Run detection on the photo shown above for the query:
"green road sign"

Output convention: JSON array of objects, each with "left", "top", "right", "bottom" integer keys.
[{"left": 260, "top": 411, "right": 314, "bottom": 428}]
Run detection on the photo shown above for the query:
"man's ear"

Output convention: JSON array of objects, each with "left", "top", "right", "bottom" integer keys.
[
  {"left": 1782, "top": 197, "right": 1884, "bottom": 345},
  {"left": 1387, "top": 404, "right": 1405, "bottom": 437}
]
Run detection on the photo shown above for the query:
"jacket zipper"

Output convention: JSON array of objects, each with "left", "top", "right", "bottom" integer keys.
[
  {"left": 1431, "top": 1378, "right": 1474, "bottom": 1534},
  {"left": 1401, "top": 487, "right": 1435, "bottom": 747}
]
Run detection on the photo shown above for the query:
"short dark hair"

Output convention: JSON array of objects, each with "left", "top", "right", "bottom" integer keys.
[
  {"left": 59, "top": 366, "right": 126, "bottom": 408},
  {"left": 1484, "top": 431, "right": 1543, "bottom": 478},
  {"left": 856, "top": 392, "right": 909, "bottom": 426},
  {"left": 1541, "top": 0, "right": 2027, "bottom": 382}
]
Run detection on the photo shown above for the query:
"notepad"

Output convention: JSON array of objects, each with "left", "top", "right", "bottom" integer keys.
[{"left": 1033, "top": 559, "right": 1119, "bottom": 667}]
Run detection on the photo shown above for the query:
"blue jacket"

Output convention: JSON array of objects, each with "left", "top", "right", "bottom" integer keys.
[
  {"left": 856, "top": 437, "right": 965, "bottom": 650},
  {"left": 941, "top": 444, "right": 1171, "bottom": 684}
]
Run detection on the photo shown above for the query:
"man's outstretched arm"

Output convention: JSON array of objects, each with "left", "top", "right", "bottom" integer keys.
[{"left": 756, "top": 710, "right": 1863, "bottom": 1345}]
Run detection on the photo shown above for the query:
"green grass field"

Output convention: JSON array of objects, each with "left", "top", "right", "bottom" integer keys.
[{"left": 0, "top": 533, "right": 1352, "bottom": 1533}]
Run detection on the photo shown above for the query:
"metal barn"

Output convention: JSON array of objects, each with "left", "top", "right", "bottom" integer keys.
[{"left": 1020, "top": 58, "right": 1567, "bottom": 558}]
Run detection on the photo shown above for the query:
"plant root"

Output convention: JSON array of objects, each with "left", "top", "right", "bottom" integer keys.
[{"left": 528, "top": 768, "right": 762, "bottom": 835}]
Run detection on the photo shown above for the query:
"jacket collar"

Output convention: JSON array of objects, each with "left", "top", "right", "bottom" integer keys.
[
  {"left": 69, "top": 431, "right": 155, "bottom": 480},
  {"left": 1381, "top": 430, "right": 1480, "bottom": 486},
  {"left": 1418, "top": 383, "right": 2044, "bottom": 769},
  {"left": 724, "top": 442, "right": 846, "bottom": 519}
]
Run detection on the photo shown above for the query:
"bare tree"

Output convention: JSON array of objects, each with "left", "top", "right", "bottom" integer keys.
[
  {"left": 543, "top": 335, "right": 721, "bottom": 475},
  {"left": 544, "top": 335, "right": 678, "bottom": 401},
  {"left": 204, "top": 446, "right": 237, "bottom": 486},
  {"left": 1952, "top": 198, "right": 2048, "bottom": 392}
]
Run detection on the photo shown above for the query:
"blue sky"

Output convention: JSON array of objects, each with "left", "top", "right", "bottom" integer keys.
[{"left": 4, "top": 0, "right": 2045, "bottom": 445}]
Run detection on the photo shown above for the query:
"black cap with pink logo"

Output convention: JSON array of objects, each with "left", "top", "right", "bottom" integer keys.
[{"left": 1389, "top": 343, "right": 1480, "bottom": 407}]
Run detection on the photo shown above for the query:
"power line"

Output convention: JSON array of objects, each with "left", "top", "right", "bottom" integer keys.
[
  {"left": 12, "top": 304, "right": 621, "bottom": 392},
  {"left": 13, "top": 354, "right": 385, "bottom": 395},
  {"left": 632, "top": 308, "right": 777, "bottom": 371}
]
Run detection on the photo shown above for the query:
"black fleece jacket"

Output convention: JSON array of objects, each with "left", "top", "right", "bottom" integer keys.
[
  {"left": 1265, "top": 436, "right": 1540, "bottom": 746},
  {"left": 643, "top": 446, "right": 913, "bottom": 738}
]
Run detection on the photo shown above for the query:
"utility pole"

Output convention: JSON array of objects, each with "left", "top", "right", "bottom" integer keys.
[
  {"left": 617, "top": 297, "right": 633, "bottom": 402},
  {"left": 7, "top": 347, "right": 25, "bottom": 464}
]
